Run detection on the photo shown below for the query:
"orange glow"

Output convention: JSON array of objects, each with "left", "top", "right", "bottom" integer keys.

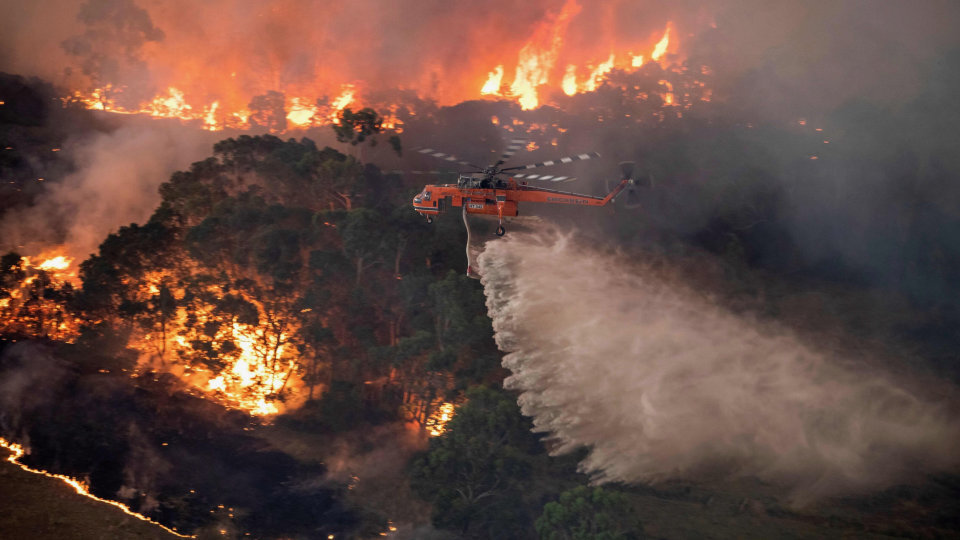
[{"left": 1, "top": 437, "right": 196, "bottom": 538}]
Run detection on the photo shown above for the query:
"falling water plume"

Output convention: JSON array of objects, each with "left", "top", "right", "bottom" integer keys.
[{"left": 478, "top": 228, "right": 960, "bottom": 504}]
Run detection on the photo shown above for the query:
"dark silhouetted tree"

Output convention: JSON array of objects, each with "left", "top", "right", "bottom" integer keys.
[
  {"left": 410, "top": 387, "right": 543, "bottom": 538},
  {"left": 536, "top": 485, "right": 644, "bottom": 540},
  {"left": 248, "top": 90, "right": 287, "bottom": 133}
]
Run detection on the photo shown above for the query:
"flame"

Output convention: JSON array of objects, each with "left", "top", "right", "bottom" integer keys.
[
  {"left": 60, "top": 5, "right": 692, "bottom": 126},
  {"left": 585, "top": 53, "right": 616, "bottom": 92},
  {"left": 659, "top": 79, "right": 675, "bottom": 106},
  {"left": 286, "top": 97, "right": 318, "bottom": 127},
  {"left": 1, "top": 437, "right": 195, "bottom": 538},
  {"left": 2, "top": 250, "right": 82, "bottom": 340},
  {"left": 229, "top": 109, "right": 251, "bottom": 129},
  {"left": 37, "top": 255, "right": 72, "bottom": 271},
  {"left": 510, "top": 47, "right": 549, "bottom": 110},
  {"left": 652, "top": 24, "right": 671, "bottom": 62},
  {"left": 203, "top": 101, "right": 220, "bottom": 131},
  {"left": 1, "top": 248, "right": 307, "bottom": 417},
  {"left": 500, "top": 20, "right": 681, "bottom": 103},
  {"left": 562, "top": 64, "right": 578, "bottom": 96},
  {"left": 329, "top": 85, "right": 356, "bottom": 124},
  {"left": 425, "top": 402, "right": 456, "bottom": 437},
  {"left": 509, "top": 0, "right": 581, "bottom": 110},
  {"left": 114, "top": 266, "right": 305, "bottom": 417},
  {"left": 481, "top": 65, "right": 504, "bottom": 95},
  {"left": 381, "top": 108, "right": 403, "bottom": 133},
  {"left": 177, "top": 311, "right": 300, "bottom": 417},
  {"left": 71, "top": 86, "right": 116, "bottom": 111},
  {"left": 203, "top": 323, "right": 293, "bottom": 416},
  {"left": 144, "top": 87, "right": 192, "bottom": 118}
]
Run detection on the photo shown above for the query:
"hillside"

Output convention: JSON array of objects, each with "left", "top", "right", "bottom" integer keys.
[{"left": 0, "top": 445, "right": 182, "bottom": 540}]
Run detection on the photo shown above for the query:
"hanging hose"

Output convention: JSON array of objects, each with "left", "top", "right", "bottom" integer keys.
[{"left": 463, "top": 204, "right": 480, "bottom": 278}]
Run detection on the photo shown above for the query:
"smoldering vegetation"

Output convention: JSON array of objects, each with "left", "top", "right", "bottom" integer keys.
[{"left": 479, "top": 229, "right": 960, "bottom": 504}]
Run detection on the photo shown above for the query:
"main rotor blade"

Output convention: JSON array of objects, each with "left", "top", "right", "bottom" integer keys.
[
  {"left": 513, "top": 173, "right": 576, "bottom": 183},
  {"left": 502, "top": 151, "right": 600, "bottom": 172},
  {"left": 494, "top": 138, "right": 528, "bottom": 166},
  {"left": 415, "top": 148, "right": 482, "bottom": 169},
  {"left": 386, "top": 169, "right": 460, "bottom": 177}
]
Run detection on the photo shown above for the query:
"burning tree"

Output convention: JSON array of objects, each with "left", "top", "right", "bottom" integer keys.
[
  {"left": 0, "top": 252, "right": 79, "bottom": 341},
  {"left": 60, "top": 134, "right": 497, "bottom": 421}
]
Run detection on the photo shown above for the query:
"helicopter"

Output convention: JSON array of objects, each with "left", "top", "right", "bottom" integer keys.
[
  {"left": 409, "top": 140, "right": 636, "bottom": 277},
  {"left": 411, "top": 140, "right": 634, "bottom": 237}
]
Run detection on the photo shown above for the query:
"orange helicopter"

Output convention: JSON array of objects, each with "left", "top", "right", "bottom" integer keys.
[
  {"left": 411, "top": 141, "right": 633, "bottom": 236},
  {"left": 410, "top": 141, "right": 635, "bottom": 277}
]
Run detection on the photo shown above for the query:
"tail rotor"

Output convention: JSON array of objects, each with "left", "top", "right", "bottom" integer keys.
[{"left": 608, "top": 161, "right": 644, "bottom": 209}]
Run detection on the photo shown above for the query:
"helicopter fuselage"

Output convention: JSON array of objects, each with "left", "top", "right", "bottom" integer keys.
[{"left": 412, "top": 177, "right": 628, "bottom": 223}]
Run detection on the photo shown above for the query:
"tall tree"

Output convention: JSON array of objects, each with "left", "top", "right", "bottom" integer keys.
[
  {"left": 333, "top": 107, "right": 383, "bottom": 147},
  {"left": 248, "top": 91, "right": 288, "bottom": 133},
  {"left": 536, "top": 486, "right": 644, "bottom": 540},
  {"left": 409, "top": 387, "right": 543, "bottom": 538}
]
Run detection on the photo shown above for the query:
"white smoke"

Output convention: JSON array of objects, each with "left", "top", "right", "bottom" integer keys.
[
  {"left": 478, "top": 229, "right": 960, "bottom": 504},
  {"left": 0, "top": 121, "right": 211, "bottom": 260}
]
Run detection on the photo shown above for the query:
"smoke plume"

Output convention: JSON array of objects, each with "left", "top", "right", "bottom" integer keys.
[
  {"left": 479, "top": 229, "right": 960, "bottom": 504},
  {"left": 0, "top": 121, "right": 211, "bottom": 260}
]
